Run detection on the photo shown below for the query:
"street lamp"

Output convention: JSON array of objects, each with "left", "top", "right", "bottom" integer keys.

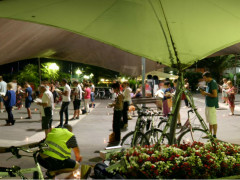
[
  {"left": 76, "top": 69, "right": 82, "bottom": 76},
  {"left": 48, "top": 63, "right": 59, "bottom": 71},
  {"left": 90, "top": 73, "right": 94, "bottom": 78}
]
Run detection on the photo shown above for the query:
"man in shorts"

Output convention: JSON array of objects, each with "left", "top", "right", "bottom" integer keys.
[
  {"left": 37, "top": 85, "right": 54, "bottom": 137},
  {"left": 37, "top": 124, "right": 82, "bottom": 178},
  {"left": 200, "top": 71, "right": 219, "bottom": 139}
]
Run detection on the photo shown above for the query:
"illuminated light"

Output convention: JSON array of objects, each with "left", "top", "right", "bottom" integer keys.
[
  {"left": 100, "top": 79, "right": 105, "bottom": 82},
  {"left": 90, "top": 73, "right": 94, "bottom": 77},
  {"left": 20, "top": 117, "right": 23, "bottom": 119},
  {"left": 83, "top": 75, "right": 90, "bottom": 79},
  {"left": 22, "top": 105, "right": 23, "bottom": 107},
  {"left": 48, "top": 63, "right": 59, "bottom": 71},
  {"left": 76, "top": 69, "right": 82, "bottom": 75},
  {"left": 121, "top": 77, "right": 126, "bottom": 82},
  {"left": 106, "top": 79, "right": 109, "bottom": 82},
  {"left": 73, "top": 169, "right": 81, "bottom": 179},
  {"left": 104, "top": 138, "right": 107, "bottom": 144}
]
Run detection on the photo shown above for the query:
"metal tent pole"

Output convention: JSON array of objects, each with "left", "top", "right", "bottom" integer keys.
[{"left": 142, "top": 57, "right": 146, "bottom": 98}]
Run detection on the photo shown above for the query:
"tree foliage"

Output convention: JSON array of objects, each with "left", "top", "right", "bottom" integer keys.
[{"left": 17, "top": 64, "right": 39, "bottom": 86}]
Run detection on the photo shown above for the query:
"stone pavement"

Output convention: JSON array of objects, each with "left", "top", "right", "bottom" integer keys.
[{"left": 0, "top": 93, "right": 240, "bottom": 178}]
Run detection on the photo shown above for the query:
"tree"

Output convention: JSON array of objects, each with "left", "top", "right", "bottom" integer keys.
[
  {"left": 17, "top": 64, "right": 39, "bottom": 86},
  {"left": 195, "top": 55, "right": 235, "bottom": 82},
  {"left": 41, "top": 63, "right": 59, "bottom": 81}
]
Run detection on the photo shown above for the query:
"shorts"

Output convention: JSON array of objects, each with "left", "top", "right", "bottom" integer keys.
[
  {"left": 0, "top": 96, "right": 3, "bottom": 102},
  {"left": 91, "top": 92, "right": 95, "bottom": 102},
  {"left": 73, "top": 99, "right": 81, "bottom": 110},
  {"left": 25, "top": 99, "right": 32, "bottom": 108},
  {"left": 42, "top": 115, "right": 52, "bottom": 130},
  {"left": 37, "top": 154, "right": 76, "bottom": 171},
  {"left": 205, "top": 106, "right": 217, "bottom": 125}
]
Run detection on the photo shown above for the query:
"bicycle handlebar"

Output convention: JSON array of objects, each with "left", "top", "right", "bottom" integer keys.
[{"left": 7, "top": 143, "right": 48, "bottom": 159}]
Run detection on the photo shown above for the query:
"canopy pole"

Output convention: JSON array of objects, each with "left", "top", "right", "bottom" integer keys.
[
  {"left": 168, "top": 72, "right": 183, "bottom": 144},
  {"left": 38, "top": 57, "right": 41, "bottom": 85},
  {"left": 141, "top": 57, "right": 146, "bottom": 98}
]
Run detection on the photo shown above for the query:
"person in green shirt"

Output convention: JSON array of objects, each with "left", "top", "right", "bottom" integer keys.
[{"left": 200, "top": 71, "right": 219, "bottom": 138}]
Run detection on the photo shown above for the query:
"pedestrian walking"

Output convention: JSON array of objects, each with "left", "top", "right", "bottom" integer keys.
[
  {"left": 3, "top": 83, "right": 16, "bottom": 126},
  {"left": 24, "top": 82, "right": 33, "bottom": 119},
  {"left": 200, "top": 71, "right": 219, "bottom": 139},
  {"left": 37, "top": 85, "right": 54, "bottom": 137},
  {"left": 162, "top": 81, "right": 172, "bottom": 117},
  {"left": 57, "top": 79, "right": 71, "bottom": 127},
  {"left": 226, "top": 80, "right": 237, "bottom": 116}
]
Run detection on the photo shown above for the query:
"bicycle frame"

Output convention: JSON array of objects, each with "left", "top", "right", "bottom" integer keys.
[
  {"left": 0, "top": 146, "right": 45, "bottom": 179},
  {"left": 157, "top": 72, "right": 216, "bottom": 146}
]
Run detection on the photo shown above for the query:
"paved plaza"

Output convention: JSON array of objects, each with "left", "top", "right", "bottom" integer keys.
[{"left": 0, "top": 93, "right": 240, "bottom": 178}]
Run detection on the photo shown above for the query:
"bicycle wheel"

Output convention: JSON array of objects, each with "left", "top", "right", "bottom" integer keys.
[
  {"left": 158, "top": 120, "right": 168, "bottom": 131},
  {"left": 121, "top": 131, "right": 149, "bottom": 148},
  {"left": 177, "top": 128, "right": 208, "bottom": 145},
  {"left": 145, "top": 129, "right": 163, "bottom": 145}
]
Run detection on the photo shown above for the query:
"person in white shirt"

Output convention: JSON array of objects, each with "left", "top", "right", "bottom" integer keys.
[
  {"left": 57, "top": 79, "right": 71, "bottom": 127},
  {"left": 122, "top": 81, "right": 132, "bottom": 129},
  {"left": 0, "top": 76, "right": 7, "bottom": 113},
  {"left": 37, "top": 85, "right": 54, "bottom": 137},
  {"left": 70, "top": 81, "right": 83, "bottom": 120}
]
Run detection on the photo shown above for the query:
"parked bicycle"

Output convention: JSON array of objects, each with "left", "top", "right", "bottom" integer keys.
[
  {"left": 120, "top": 105, "right": 151, "bottom": 148},
  {"left": 158, "top": 109, "right": 208, "bottom": 145},
  {"left": 0, "top": 143, "right": 48, "bottom": 179}
]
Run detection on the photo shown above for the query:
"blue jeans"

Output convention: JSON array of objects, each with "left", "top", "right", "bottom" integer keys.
[
  {"left": 6, "top": 106, "right": 14, "bottom": 124},
  {"left": 59, "top": 102, "right": 70, "bottom": 126}
]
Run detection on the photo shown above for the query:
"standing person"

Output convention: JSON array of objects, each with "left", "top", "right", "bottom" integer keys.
[
  {"left": 0, "top": 76, "right": 7, "bottom": 113},
  {"left": 15, "top": 85, "right": 23, "bottom": 110},
  {"left": 3, "top": 83, "right": 16, "bottom": 126},
  {"left": 226, "top": 80, "right": 237, "bottom": 116},
  {"left": 24, "top": 82, "right": 33, "bottom": 119},
  {"left": 37, "top": 124, "right": 82, "bottom": 178},
  {"left": 122, "top": 81, "right": 132, "bottom": 129},
  {"left": 57, "top": 79, "right": 71, "bottom": 127},
  {"left": 109, "top": 82, "right": 123, "bottom": 143},
  {"left": 200, "top": 71, "right": 219, "bottom": 139},
  {"left": 83, "top": 83, "right": 91, "bottom": 113},
  {"left": 37, "top": 85, "right": 54, "bottom": 137},
  {"left": 70, "top": 81, "right": 82, "bottom": 120},
  {"left": 220, "top": 78, "right": 229, "bottom": 104},
  {"left": 90, "top": 81, "right": 95, "bottom": 108},
  {"left": 162, "top": 81, "right": 172, "bottom": 117}
]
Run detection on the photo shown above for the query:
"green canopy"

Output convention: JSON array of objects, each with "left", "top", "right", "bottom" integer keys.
[{"left": 0, "top": 0, "right": 240, "bottom": 72}]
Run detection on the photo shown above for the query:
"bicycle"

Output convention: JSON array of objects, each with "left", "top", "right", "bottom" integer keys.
[
  {"left": 120, "top": 105, "right": 151, "bottom": 148},
  {"left": 158, "top": 109, "right": 208, "bottom": 145},
  {"left": 0, "top": 143, "right": 48, "bottom": 179},
  {"left": 144, "top": 111, "right": 166, "bottom": 145}
]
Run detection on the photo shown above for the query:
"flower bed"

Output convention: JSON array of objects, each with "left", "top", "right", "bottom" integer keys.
[{"left": 108, "top": 142, "right": 240, "bottom": 179}]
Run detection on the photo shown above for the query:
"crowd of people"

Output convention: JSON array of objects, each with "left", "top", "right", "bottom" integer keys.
[{"left": 0, "top": 72, "right": 238, "bottom": 177}]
